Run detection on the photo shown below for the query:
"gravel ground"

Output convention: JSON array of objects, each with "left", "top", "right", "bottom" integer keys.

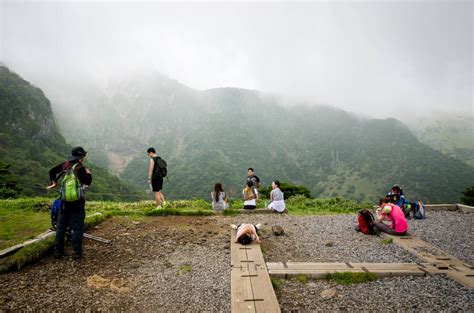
[
  {"left": 0, "top": 212, "right": 472, "bottom": 311},
  {"left": 0, "top": 216, "right": 231, "bottom": 311},
  {"left": 224, "top": 213, "right": 420, "bottom": 263},
  {"left": 407, "top": 211, "right": 474, "bottom": 265},
  {"left": 276, "top": 275, "right": 474, "bottom": 312}
]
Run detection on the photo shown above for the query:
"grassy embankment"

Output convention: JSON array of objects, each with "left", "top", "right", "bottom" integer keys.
[{"left": 0, "top": 196, "right": 370, "bottom": 272}]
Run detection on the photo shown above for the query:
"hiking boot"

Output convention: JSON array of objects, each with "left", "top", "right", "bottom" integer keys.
[
  {"left": 354, "top": 225, "right": 361, "bottom": 232},
  {"left": 255, "top": 223, "right": 262, "bottom": 230},
  {"left": 54, "top": 251, "right": 67, "bottom": 259},
  {"left": 230, "top": 224, "right": 238, "bottom": 230},
  {"left": 72, "top": 253, "right": 82, "bottom": 261}
]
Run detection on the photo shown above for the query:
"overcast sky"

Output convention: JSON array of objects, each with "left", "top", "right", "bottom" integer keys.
[{"left": 1, "top": 0, "right": 472, "bottom": 118}]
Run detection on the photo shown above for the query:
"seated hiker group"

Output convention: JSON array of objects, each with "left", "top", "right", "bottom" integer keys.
[
  {"left": 211, "top": 168, "right": 287, "bottom": 214},
  {"left": 356, "top": 185, "right": 425, "bottom": 237}
]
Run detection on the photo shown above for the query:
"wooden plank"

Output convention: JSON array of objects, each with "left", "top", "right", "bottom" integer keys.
[
  {"left": 251, "top": 267, "right": 282, "bottom": 313},
  {"left": 457, "top": 204, "right": 474, "bottom": 214},
  {"left": 231, "top": 267, "right": 256, "bottom": 313},
  {"left": 384, "top": 233, "right": 474, "bottom": 288},
  {"left": 0, "top": 230, "right": 55, "bottom": 259},
  {"left": 448, "top": 271, "right": 474, "bottom": 289},
  {"left": 237, "top": 209, "right": 275, "bottom": 215},
  {"left": 286, "top": 262, "right": 350, "bottom": 271},
  {"left": 231, "top": 230, "right": 281, "bottom": 312},
  {"left": 424, "top": 204, "right": 457, "bottom": 211}
]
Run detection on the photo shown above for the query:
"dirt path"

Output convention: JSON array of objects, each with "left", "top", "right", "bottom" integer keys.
[{"left": 0, "top": 216, "right": 231, "bottom": 311}]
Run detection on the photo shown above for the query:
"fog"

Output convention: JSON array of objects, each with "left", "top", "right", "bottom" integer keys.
[{"left": 1, "top": 1, "right": 472, "bottom": 119}]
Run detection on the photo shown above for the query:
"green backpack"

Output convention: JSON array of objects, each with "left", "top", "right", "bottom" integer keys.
[{"left": 60, "top": 163, "right": 83, "bottom": 202}]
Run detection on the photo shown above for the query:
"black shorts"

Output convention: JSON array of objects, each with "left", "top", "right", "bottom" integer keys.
[{"left": 151, "top": 177, "right": 163, "bottom": 192}]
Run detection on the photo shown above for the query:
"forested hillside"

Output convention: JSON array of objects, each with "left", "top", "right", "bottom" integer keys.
[
  {"left": 43, "top": 72, "right": 474, "bottom": 203},
  {"left": 0, "top": 66, "right": 144, "bottom": 200}
]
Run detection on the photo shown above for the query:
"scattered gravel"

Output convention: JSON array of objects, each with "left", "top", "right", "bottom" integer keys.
[
  {"left": 408, "top": 211, "right": 474, "bottom": 265},
  {"left": 1, "top": 212, "right": 472, "bottom": 311},
  {"left": 224, "top": 214, "right": 420, "bottom": 263},
  {"left": 276, "top": 275, "right": 474, "bottom": 312}
]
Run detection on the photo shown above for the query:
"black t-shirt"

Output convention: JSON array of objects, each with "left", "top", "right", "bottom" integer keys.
[{"left": 246, "top": 175, "right": 260, "bottom": 187}]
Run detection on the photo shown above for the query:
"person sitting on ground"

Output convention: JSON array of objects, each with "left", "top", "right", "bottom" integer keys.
[
  {"left": 231, "top": 223, "right": 262, "bottom": 244},
  {"left": 211, "top": 182, "right": 228, "bottom": 212},
  {"left": 242, "top": 181, "right": 258, "bottom": 210},
  {"left": 374, "top": 197, "right": 408, "bottom": 236},
  {"left": 267, "top": 180, "right": 286, "bottom": 213}
]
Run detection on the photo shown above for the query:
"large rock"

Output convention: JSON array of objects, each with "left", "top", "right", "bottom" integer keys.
[
  {"left": 272, "top": 226, "right": 285, "bottom": 236},
  {"left": 320, "top": 288, "right": 337, "bottom": 299}
]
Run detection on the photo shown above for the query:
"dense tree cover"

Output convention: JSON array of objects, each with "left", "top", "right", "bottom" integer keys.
[
  {"left": 460, "top": 186, "right": 474, "bottom": 206},
  {"left": 0, "top": 66, "right": 145, "bottom": 200},
  {"left": 259, "top": 181, "right": 312, "bottom": 199}
]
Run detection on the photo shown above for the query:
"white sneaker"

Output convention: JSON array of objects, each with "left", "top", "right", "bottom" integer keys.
[
  {"left": 255, "top": 223, "right": 262, "bottom": 230},
  {"left": 230, "top": 224, "right": 238, "bottom": 229},
  {"left": 156, "top": 205, "right": 162, "bottom": 209}
]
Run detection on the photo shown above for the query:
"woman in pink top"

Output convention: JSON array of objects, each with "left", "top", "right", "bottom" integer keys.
[{"left": 374, "top": 197, "right": 408, "bottom": 235}]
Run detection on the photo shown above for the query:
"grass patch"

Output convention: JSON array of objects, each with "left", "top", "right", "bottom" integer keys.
[
  {"left": 286, "top": 195, "right": 372, "bottom": 215},
  {"left": 271, "top": 277, "right": 284, "bottom": 289},
  {"left": 0, "top": 235, "right": 55, "bottom": 272},
  {"left": 177, "top": 264, "right": 192, "bottom": 275},
  {"left": 382, "top": 237, "right": 393, "bottom": 245},
  {"left": 326, "top": 272, "right": 378, "bottom": 285},
  {"left": 295, "top": 274, "right": 308, "bottom": 285}
]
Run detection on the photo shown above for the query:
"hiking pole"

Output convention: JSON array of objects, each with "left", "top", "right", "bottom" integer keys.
[
  {"left": 83, "top": 233, "right": 111, "bottom": 244},
  {"left": 65, "top": 231, "right": 111, "bottom": 244}
]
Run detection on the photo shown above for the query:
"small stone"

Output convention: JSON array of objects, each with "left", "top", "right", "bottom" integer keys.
[
  {"left": 320, "top": 288, "right": 337, "bottom": 299},
  {"left": 272, "top": 226, "right": 285, "bottom": 236},
  {"left": 325, "top": 240, "right": 334, "bottom": 247}
]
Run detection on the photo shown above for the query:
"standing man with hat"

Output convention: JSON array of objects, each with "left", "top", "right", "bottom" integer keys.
[{"left": 47, "top": 146, "right": 92, "bottom": 260}]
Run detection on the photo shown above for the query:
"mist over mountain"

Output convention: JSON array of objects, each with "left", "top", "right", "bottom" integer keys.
[
  {"left": 0, "top": 66, "right": 144, "bottom": 200},
  {"left": 38, "top": 70, "right": 474, "bottom": 203}
]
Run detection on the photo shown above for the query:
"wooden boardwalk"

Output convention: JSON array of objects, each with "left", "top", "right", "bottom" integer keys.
[
  {"left": 266, "top": 262, "right": 433, "bottom": 278},
  {"left": 231, "top": 231, "right": 280, "bottom": 313},
  {"left": 383, "top": 233, "right": 474, "bottom": 289}
]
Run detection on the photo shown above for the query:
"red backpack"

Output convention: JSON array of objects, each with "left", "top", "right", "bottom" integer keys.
[{"left": 358, "top": 209, "right": 376, "bottom": 235}]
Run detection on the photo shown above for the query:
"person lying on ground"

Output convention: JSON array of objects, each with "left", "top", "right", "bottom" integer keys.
[
  {"left": 374, "top": 197, "right": 408, "bottom": 236},
  {"left": 231, "top": 223, "right": 262, "bottom": 244},
  {"left": 211, "top": 182, "right": 229, "bottom": 211},
  {"left": 267, "top": 180, "right": 286, "bottom": 213},
  {"left": 242, "top": 181, "right": 258, "bottom": 210}
]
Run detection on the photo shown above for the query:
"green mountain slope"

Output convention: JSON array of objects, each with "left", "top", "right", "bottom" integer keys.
[
  {"left": 409, "top": 114, "right": 474, "bottom": 167},
  {"left": 43, "top": 72, "right": 474, "bottom": 203},
  {"left": 0, "top": 66, "right": 144, "bottom": 200}
]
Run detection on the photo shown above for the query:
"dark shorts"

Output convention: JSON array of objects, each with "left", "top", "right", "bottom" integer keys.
[{"left": 151, "top": 177, "right": 163, "bottom": 192}]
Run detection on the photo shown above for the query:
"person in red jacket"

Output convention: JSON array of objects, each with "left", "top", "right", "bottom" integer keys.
[{"left": 47, "top": 147, "right": 92, "bottom": 260}]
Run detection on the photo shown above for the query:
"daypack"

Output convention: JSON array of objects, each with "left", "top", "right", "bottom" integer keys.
[
  {"left": 412, "top": 201, "right": 426, "bottom": 219},
  {"left": 153, "top": 156, "right": 168, "bottom": 178},
  {"left": 50, "top": 197, "right": 63, "bottom": 230},
  {"left": 358, "top": 209, "right": 376, "bottom": 235},
  {"left": 60, "top": 163, "right": 83, "bottom": 202},
  {"left": 244, "top": 187, "right": 257, "bottom": 201}
]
